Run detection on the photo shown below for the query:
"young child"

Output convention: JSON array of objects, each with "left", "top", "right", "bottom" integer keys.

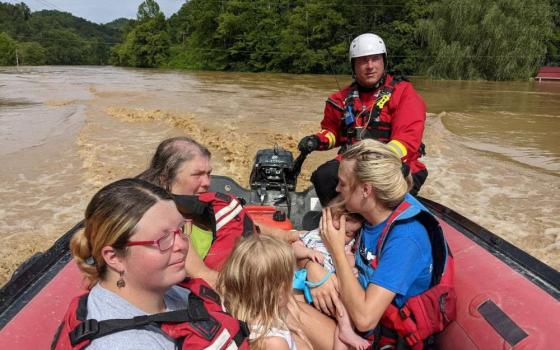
[
  {"left": 217, "top": 235, "right": 310, "bottom": 350},
  {"left": 292, "top": 196, "right": 370, "bottom": 350},
  {"left": 293, "top": 196, "right": 362, "bottom": 272}
]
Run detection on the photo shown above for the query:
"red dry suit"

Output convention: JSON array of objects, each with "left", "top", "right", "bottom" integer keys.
[{"left": 316, "top": 75, "right": 427, "bottom": 174}]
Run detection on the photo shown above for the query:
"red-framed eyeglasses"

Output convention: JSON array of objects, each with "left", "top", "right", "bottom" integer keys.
[{"left": 126, "top": 220, "right": 192, "bottom": 251}]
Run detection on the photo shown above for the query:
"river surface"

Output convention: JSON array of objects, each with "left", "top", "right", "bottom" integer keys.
[{"left": 0, "top": 66, "right": 559, "bottom": 285}]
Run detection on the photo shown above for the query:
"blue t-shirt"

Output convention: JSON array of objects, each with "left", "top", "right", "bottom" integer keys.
[{"left": 355, "top": 217, "right": 433, "bottom": 307}]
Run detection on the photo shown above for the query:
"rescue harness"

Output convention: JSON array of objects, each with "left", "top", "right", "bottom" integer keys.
[{"left": 337, "top": 77, "right": 403, "bottom": 145}]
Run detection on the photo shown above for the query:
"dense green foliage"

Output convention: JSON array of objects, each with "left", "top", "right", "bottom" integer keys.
[
  {"left": 0, "top": 1, "right": 130, "bottom": 65},
  {"left": 166, "top": 0, "right": 429, "bottom": 75},
  {"left": 111, "top": 0, "right": 170, "bottom": 68},
  {"left": 0, "top": 31, "right": 17, "bottom": 65},
  {"left": 547, "top": 0, "right": 560, "bottom": 66},
  {"left": 1, "top": 0, "right": 558, "bottom": 80},
  {"left": 416, "top": 0, "right": 553, "bottom": 80},
  {"left": 165, "top": 0, "right": 557, "bottom": 79}
]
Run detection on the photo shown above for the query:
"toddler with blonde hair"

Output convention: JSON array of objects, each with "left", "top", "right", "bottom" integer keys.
[{"left": 217, "top": 235, "right": 310, "bottom": 350}]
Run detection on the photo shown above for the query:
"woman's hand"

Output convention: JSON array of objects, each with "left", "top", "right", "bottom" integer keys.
[
  {"left": 306, "top": 261, "right": 344, "bottom": 317},
  {"left": 320, "top": 208, "right": 346, "bottom": 256}
]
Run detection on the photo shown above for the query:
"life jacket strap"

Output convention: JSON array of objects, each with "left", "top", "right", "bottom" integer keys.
[
  {"left": 341, "top": 78, "right": 401, "bottom": 146},
  {"left": 69, "top": 294, "right": 214, "bottom": 346}
]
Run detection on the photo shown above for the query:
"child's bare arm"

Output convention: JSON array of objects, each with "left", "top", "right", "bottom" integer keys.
[
  {"left": 292, "top": 240, "right": 310, "bottom": 259},
  {"left": 293, "top": 241, "right": 325, "bottom": 264}
]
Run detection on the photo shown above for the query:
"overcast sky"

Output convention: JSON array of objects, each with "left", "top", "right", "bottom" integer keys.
[{"left": 4, "top": 0, "right": 186, "bottom": 24}]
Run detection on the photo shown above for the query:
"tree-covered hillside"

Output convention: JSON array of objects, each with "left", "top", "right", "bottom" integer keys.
[
  {"left": 1, "top": 0, "right": 558, "bottom": 80},
  {"left": 0, "top": 1, "right": 131, "bottom": 65}
]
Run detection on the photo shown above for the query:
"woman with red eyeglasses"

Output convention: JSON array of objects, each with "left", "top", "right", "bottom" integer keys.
[{"left": 52, "top": 178, "right": 249, "bottom": 350}]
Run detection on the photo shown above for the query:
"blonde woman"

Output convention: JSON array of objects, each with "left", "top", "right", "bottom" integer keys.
[
  {"left": 217, "top": 235, "right": 312, "bottom": 350},
  {"left": 317, "top": 139, "right": 451, "bottom": 349}
]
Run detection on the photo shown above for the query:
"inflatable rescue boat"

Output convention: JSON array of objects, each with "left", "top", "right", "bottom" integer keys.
[{"left": 0, "top": 148, "right": 558, "bottom": 349}]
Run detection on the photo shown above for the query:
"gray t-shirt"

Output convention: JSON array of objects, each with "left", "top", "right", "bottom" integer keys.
[{"left": 85, "top": 284, "right": 190, "bottom": 350}]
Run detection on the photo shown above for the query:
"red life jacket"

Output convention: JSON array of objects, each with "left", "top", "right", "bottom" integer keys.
[
  {"left": 371, "top": 199, "right": 456, "bottom": 350},
  {"left": 337, "top": 77, "right": 401, "bottom": 146},
  {"left": 321, "top": 75, "right": 427, "bottom": 174},
  {"left": 51, "top": 278, "right": 250, "bottom": 350},
  {"left": 173, "top": 192, "right": 255, "bottom": 270}
]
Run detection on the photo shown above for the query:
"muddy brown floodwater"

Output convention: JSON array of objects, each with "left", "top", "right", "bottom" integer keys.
[{"left": 0, "top": 66, "right": 558, "bottom": 285}]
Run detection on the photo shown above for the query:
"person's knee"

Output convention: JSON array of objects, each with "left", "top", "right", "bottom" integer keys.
[{"left": 410, "top": 169, "right": 428, "bottom": 196}]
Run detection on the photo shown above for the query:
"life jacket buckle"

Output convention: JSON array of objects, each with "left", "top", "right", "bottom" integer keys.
[
  {"left": 399, "top": 308, "right": 410, "bottom": 320},
  {"left": 70, "top": 319, "right": 99, "bottom": 345}
]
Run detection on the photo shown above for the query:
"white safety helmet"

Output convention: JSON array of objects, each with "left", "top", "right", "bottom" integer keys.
[
  {"left": 349, "top": 33, "right": 386, "bottom": 59},
  {"left": 349, "top": 33, "right": 387, "bottom": 70}
]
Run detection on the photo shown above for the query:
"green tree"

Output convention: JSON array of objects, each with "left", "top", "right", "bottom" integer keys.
[
  {"left": 166, "top": 0, "right": 223, "bottom": 70},
  {"left": 164, "top": 0, "right": 430, "bottom": 74},
  {"left": 1, "top": 2, "right": 127, "bottom": 66},
  {"left": 417, "top": 0, "right": 553, "bottom": 80},
  {"left": 0, "top": 2, "right": 31, "bottom": 35},
  {"left": 40, "top": 29, "right": 89, "bottom": 64},
  {"left": 137, "top": 0, "right": 161, "bottom": 21},
  {"left": 111, "top": 0, "right": 170, "bottom": 67},
  {"left": 0, "top": 31, "right": 17, "bottom": 65},
  {"left": 546, "top": 0, "right": 560, "bottom": 65},
  {"left": 212, "top": 0, "right": 293, "bottom": 71},
  {"left": 276, "top": 0, "right": 347, "bottom": 73},
  {"left": 17, "top": 41, "right": 46, "bottom": 65}
]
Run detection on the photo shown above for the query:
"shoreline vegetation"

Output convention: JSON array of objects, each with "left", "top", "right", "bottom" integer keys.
[
  {"left": 1, "top": 2, "right": 559, "bottom": 292},
  {"left": 0, "top": 0, "right": 559, "bottom": 81}
]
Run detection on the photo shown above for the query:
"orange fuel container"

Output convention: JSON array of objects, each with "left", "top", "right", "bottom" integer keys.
[{"left": 244, "top": 205, "right": 294, "bottom": 231}]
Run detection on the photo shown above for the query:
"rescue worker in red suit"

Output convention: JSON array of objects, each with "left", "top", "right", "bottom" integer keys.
[{"left": 298, "top": 33, "right": 428, "bottom": 204}]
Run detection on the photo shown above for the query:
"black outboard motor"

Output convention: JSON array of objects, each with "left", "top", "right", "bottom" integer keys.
[
  {"left": 210, "top": 146, "right": 312, "bottom": 223},
  {"left": 249, "top": 146, "right": 308, "bottom": 217},
  {"left": 250, "top": 146, "right": 297, "bottom": 192}
]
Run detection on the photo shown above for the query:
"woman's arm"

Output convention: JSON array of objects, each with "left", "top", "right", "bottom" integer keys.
[
  {"left": 321, "top": 209, "right": 395, "bottom": 331},
  {"left": 333, "top": 250, "right": 394, "bottom": 331},
  {"left": 258, "top": 223, "right": 301, "bottom": 243},
  {"left": 184, "top": 238, "right": 218, "bottom": 287},
  {"left": 287, "top": 300, "right": 336, "bottom": 350}
]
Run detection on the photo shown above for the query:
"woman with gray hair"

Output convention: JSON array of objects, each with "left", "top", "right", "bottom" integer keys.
[{"left": 138, "top": 136, "right": 299, "bottom": 287}]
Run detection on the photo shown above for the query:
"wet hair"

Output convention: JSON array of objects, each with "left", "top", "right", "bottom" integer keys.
[
  {"left": 137, "top": 136, "right": 211, "bottom": 191},
  {"left": 217, "top": 235, "right": 306, "bottom": 350},
  {"left": 71, "top": 178, "right": 173, "bottom": 289},
  {"left": 342, "top": 139, "right": 410, "bottom": 209}
]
